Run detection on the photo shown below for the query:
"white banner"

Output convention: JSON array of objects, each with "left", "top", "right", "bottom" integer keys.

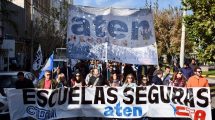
[
  {"left": 6, "top": 86, "right": 212, "bottom": 120},
  {"left": 0, "top": 93, "right": 8, "bottom": 115},
  {"left": 67, "top": 5, "right": 158, "bottom": 64}
]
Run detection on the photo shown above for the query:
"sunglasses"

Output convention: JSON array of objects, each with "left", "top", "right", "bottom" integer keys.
[
  {"left": 178, "top": 73, "right": 182, "bottom": 74},
  {"left": 196, "top": 71, "right": 202, "bottom": 73}
]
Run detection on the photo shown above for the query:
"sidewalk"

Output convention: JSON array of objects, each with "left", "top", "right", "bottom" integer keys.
[{"left": 207, "top": 78, "right": 215, "bottom": 84}]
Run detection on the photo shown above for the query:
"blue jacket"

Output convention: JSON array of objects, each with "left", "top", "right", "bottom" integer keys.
[
  {"left": 180, "top": 67, "right": 193, "bottom": 80},
  {"left": 152, "top": 75, "right": 163, "bottom": 85}
]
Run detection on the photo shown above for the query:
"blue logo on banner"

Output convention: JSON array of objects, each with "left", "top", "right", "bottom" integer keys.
[
  {"left": 26, "top": 106, "right": 56, "bottom": 119},
  {"left": 104, "top": 102, "right": 142, "bottom": 117}
]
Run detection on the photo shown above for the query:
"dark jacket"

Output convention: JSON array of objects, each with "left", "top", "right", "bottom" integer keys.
[
  {"left": 37, "top": 78, "right": 57, "bottom": 89},
  {"left": 180, "top": 67, "right": 193, "bottom": 80},
  {"left": 173, "top": 64, "right": 180, "bottom": 73},
  {"left": 151, "top": 75, "right": 163, "bottom": 85},
  {"left": 60, "top": 66, "right": 72, "bottom": 81},
  {"left": 88, "top": 76, "right": 108, "bottom": 86},
  {"left": 15, "top": 78, "right": 35, "bottom": 89}
]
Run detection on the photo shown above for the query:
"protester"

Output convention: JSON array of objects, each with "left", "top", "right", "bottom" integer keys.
[
  {"left": 75, "top": 60, "right": 89, "bottom": 79},
  {"left": 123, "top": 64, "right": 136, "bottom": 82},
  {"left": 89, "top": 60, "right": 94, "bottom": 70},
  {"left": 151, "top": 70, "right": 163, "bottom": 85},
  {"left": 122, "top": 74, "right": 137, "bottom": 88},
  {"left": 56, "top": 73, "right": 67, "bottom": 88},
  {"left": 37, "top": 70, "right": 57, "bottom": 89},
  {"left": 147, "top": 65, "right": 156, "bottom": 84},
  {"left": 172, "top": 62, "right": 180, "bottom": 73},
  {"left": 96, "top": 60, "right": 103, "bottom": 74},
  {"left": 186, "top": 67, "right": 209, "bottom": 87},
  {"left": 15, "top": 72, "right": 34, "bottom": 89},
  {"left": 170, "top": 71, "right": 186, "bottom": 87},
  {"left": 189, "top": 58, "right": 198, "bottom": 71},
  {"left": 60, "top": 61, "right": 72, "bottom": 82},
  {"left": 113, "top": 62, "right": 121, "bottom": 75},
  {"left": 53, "top": 66, "right": 61, "bottom": 79},
  {"left": 109, "top": 72, "right": 121, "bottom": 87},
  {"left": 162, "top": 66, "right": 172, "bottom": 86},
  {"left": 152, "top": 63, "right": 163, "bottom": 76},
  {"left": 139, "top": 75, "right": 150, "bottom": 86},
  {"left": 71, "top": 72, "right": 86, "bottom": 87},
  {"left": 105, "top": 63, "right": 113, "bottom": 81},
  {"left": 88, "top": 68, "right": 109, "bottom": 87},
  {"left": 180, "top": 62, "right": 193, "bottom": 80}
]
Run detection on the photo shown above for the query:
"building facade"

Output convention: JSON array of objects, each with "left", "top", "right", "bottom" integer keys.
[{"left": 0, "top": 0, "right": 51, "bottom": 71}]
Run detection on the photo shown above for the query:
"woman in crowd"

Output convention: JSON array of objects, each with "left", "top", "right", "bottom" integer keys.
[
  {"left": 71, "top": 72, "right": 86, "bottom": 87},
  {"left": 170, "top": 71, "right": 186, "bottom": 87},
  {"left": 53, "top": 66, "right": 61, "bottom": 79},
  {"left": 139, "top": 75, "right": 150, "bottom": 86},
  {"left": 56, "top": 73, "right": 67, "bottom": 88},
  {"left": 122, "top": 73, "right": 137, "bottom": 88},
  {"left": 109, "top": 72, "right": 121, "bottom": 87}
]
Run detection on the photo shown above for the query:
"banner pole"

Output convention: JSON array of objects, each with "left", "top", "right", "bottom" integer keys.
[{"left": 105, "top": 42, "right": 108, "bottom": 82}]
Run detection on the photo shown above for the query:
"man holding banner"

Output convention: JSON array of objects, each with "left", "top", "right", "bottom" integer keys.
[
  {"left": 88, "top": 68, "right": 109, "bottom": 87},
  {"left": 186, "top": 67, "right": 209, "bottom": 87},
  {"left": 37, "top": 70, "right": 57, "bottom": 89}
]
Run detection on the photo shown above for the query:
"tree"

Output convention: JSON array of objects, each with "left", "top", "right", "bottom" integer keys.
[
  {"left": 183, "top": 0, "right": 215, "bottom": 63},
  {"left": 154, "top": 7, "right": 193, "bottom": 64}
]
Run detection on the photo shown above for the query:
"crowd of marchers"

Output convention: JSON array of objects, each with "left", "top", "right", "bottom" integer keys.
[{"left": 15, "top": 58, "right": 209, "bottom": 89}]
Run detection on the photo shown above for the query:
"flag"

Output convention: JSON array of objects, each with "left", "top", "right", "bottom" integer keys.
[
  {"left": 38, "top": 53, "right": 54, "bottom": 79},
  {"left": 32, "top": 45, "right": 43, "bottom": 71}
]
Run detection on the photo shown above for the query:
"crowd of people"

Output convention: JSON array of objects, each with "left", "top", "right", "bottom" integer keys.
[{"left": 15, "top": 58, "right": 209, "bottom": 89}]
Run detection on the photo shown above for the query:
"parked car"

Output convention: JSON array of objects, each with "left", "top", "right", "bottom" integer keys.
[
  {"left": 0, "top": 71, "right": 38, "bottom": 88},
  {"left": 0, "top": 71, "right": 37, "bottom": 118}
]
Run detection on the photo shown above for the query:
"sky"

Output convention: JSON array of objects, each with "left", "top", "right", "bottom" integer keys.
[{"left": 73, "top": 0, "right": 182, "bottom": 9}]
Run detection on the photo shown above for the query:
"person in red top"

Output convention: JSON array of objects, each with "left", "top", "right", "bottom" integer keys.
[
  {"left": 186, "top": 67, "right": 209, "bottom": 87},
  {"left": 37, "top": 70, "right": 57, "bottom": 89}
]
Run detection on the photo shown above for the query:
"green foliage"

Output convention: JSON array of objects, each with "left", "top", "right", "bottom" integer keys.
[
  {"left": 182, "top": 0, "right": 215, "bottom": 63},
  {"left": 202, "top": 70, "right": 215, "bottom": 76},
  {"left": 154, "top": 7, "right": 193, "bottom": 63}
]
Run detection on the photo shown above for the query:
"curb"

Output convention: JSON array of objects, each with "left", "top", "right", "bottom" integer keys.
[
  {"left": 208, "top": 75, "right": 215, "bottom": 78},
  {"left": 202, "top": 75, "right": 215, "bottom": 78}
]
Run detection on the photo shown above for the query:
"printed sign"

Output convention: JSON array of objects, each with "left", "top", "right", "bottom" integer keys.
[
  {"left": 67, "top": 5, "right": 158, "bottom": 65},
  {"left": 6, "top": 86, "right": 212, "bottom": 120}
]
